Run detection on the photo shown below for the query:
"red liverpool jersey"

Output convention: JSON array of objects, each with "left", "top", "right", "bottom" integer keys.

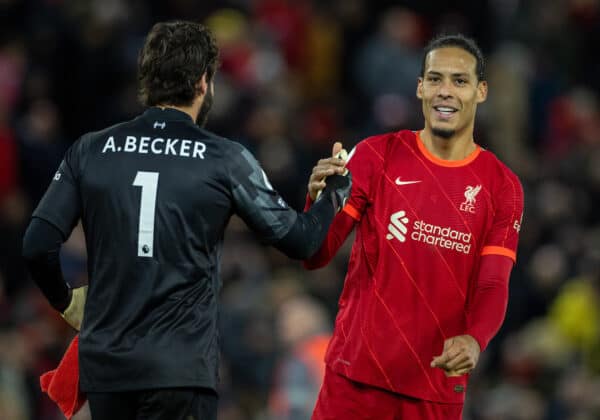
[{"left": 306, "top": 130, "right": 524, "bottom": 403}]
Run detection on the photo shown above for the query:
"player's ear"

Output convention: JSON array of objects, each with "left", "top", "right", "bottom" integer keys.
[
  {"left": 195, "top": 73, "right": 209, "bottom": 96},
  {"left": 476, "top": 80, "right": 488, "bottom": 103},
  {"left": 416, "top": 77, "right": 424, "bottom": 99}
]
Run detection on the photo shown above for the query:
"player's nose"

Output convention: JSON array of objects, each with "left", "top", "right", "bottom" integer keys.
[{"left": 437, "top": 79, "right": 454, "bottom": 98}]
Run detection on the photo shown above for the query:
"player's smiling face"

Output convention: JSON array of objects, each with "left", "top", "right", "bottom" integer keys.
[{"left": 417, "top": 47, "right": 487, "bottom": 139}]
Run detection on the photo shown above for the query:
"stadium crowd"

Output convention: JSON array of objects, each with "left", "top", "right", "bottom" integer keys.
[{"left": 0, "top": 0, "right": 599, "bottom": 419}]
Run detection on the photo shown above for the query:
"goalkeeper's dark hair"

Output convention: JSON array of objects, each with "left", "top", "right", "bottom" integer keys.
[
  {"left": 421, "top": 34, "right": 485, "bottom": 81},
  {"left": 138, "top": 20, "right": 219, "bottom": 107}
]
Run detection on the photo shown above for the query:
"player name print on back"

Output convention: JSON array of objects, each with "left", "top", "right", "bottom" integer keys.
[{"left": 101, "top": 135, "right": 207, "bottom": 159}]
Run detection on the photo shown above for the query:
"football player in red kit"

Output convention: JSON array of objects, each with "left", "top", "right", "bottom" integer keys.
[{"left": 304, "top": 34, "right": 524, "bottom": 419}]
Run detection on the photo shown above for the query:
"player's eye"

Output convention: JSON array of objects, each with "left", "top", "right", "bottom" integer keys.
[
  {"left": 427, "top": 76, "right": 440, "bottom": 83},
  {"left": 455, "top": 78, "right": 467, "bottom": 86}
]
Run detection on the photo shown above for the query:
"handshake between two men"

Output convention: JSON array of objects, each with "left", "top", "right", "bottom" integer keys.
[
  {"left": 308, "top": 141, "right": 351, "bottom": 209},
  {"left": 60, "top": 142, "right": 353, "bottom": 332},
  {"left": 60, "top": 141, "right": 475, "bottom": 380}
]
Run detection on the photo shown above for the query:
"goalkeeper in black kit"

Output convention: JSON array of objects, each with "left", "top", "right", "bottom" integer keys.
[{"left": 22, "top": 20, "right": 351, "bottom": 420}]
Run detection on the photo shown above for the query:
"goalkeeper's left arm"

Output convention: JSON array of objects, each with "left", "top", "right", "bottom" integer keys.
[{"left": 22, "top": 217, "right": 86, "bottom": 330}]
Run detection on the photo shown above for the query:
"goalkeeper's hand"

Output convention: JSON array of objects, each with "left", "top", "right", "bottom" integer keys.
[
  {"left": 308, "top": 142, "right": 350, "bottom": 202},
  {"left": 316, "top": 171, "right": 352, "bottom": 213},
  {"left": 61, "top": 285, "right": 88, "bottom": 331}
]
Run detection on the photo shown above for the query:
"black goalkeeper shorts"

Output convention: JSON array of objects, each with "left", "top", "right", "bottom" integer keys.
[{"left": 87, "top": 387, "right": 218, "bottom": 420}]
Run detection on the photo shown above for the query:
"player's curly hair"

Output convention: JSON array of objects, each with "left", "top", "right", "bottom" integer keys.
[
  {"left": 138, "top": 21, "right": 219, "bottom": 107},
  {"left": 421, "top": 34, "right": 485, "bottom": 81}
]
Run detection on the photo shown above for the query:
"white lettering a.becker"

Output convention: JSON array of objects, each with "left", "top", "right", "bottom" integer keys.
[
  {"left": 101, "top": 135, "right": 206, "bottom": 159},
  {"left": 102, "top": 136, "right": 116, "bottom": 153}
]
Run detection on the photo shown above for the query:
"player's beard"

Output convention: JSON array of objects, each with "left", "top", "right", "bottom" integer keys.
[
  {"left": 431, "top": 127, "right": 455, "bottom": 139},
  {"left": 196, "top": 88, "right": 213, "bottom": 128}
]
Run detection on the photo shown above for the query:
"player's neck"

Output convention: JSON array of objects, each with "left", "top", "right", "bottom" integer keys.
[
  {"left": 156, "top": 98, "right": 202, "bottom": 124},
  {"left": 419, "top": 128, "right": 477, "bottom": 161}
]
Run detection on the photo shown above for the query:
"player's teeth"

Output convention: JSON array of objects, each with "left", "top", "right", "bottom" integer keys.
[{"left": 436, "top": 107, "right": 455, "bottom": 112}]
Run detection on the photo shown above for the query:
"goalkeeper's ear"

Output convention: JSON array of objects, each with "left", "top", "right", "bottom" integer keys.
[{"left": 61, "top": 285, "right": 88, "bottom": 331}]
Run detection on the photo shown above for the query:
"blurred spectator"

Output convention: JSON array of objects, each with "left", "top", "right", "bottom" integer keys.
[
  {"left": 269, "top": 294, "right": 331, "bottom": 420},
  {"left": 16, "top": 98, "right": 66, "bottom": 204},
  {"left": 353, "top": 7, "right": 424, "bottom": 130}
]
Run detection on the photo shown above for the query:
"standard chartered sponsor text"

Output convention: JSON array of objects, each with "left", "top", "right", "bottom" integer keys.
[{"left": 411, "top": 220, "right": 472, "bottom": 254}]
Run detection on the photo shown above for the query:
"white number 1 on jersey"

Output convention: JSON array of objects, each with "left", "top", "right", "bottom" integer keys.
[{"left": 133, "top": 171, "right": 159, "bottom": 257}]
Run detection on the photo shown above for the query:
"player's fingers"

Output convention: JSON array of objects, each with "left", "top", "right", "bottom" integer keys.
[
  {"left": 332, "top": 142, "right": 343, "bottom": 157},
  {"left": 308, "top": 182, "right": 326, "bottom": 199},
  {"left": 442, "top": 343, "right": 462, "bottom": 360},
  {"left": 444, "top": 353, "right": 469, "bottom": 371},
  {"left": 323, "top": 157, "right": 347, "bottom": 167},
  {"left": 312, "top": 165, "right": 329, "bottom": 174},
  {"left": 454, "top": 367, "right": 471, "bottom": 375},
  {"left": 310, "top": 168, "right": 337, "bottom": 181},
  {"left": 313, "top": 163, "right": 346, "bottom": 177},
  {"left": 317, "top": 157, "right": 345, "bottom": 166},
  {"left": 309, "top": 174, "right": 327, "bottom": 186},
  {"left": 311, "top": 181, "right": 326, "bottom": 190},
  {"left": 430, "top": 353, "right": 449, "bottom": 368},
  {"left": 309, "top": 178, "right": 327, "bottom": 187},
  {"left": 447, "top": 357, "right": 474, "bottom": 373},
  {"left": 313, "top": 161, "right": 345, "bottom": 175},
  {"left": 446, "top": 367, "right": 470, "bottom": 377},
  {"left": 443, "top": 337, "right": 455, "bottom": 351},
  {"left": 431, "top": 343, "right": 463, "bottom": 368},
  {"left": 444, "top": 369, "right": 464, "bottom": 377}
]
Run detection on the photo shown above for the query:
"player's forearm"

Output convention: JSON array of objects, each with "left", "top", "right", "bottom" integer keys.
[
  {"left": 22, "top": 217, "right": 71, "bottom": 312},
  {"left": 274, "top": 194, "right": 336, "bottom": 260},
  {"left": 275, "top": 173, "right": 351, "bottom": 260},
  {"left": 465, "top": 254, "right": 514, "bottom": 351},
  {"left": 302, "top": 194, "right": 334, "bottom": 269},
  {"left": 303, "top": 209, "right": 355, "bottom": 269}
]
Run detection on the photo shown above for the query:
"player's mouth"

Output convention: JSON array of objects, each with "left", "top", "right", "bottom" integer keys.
[{"left": 433, "top": 106, "right": 458, "bottom": 120}]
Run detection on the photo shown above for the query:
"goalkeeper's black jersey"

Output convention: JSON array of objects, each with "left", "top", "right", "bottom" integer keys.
[{"left": 32, "top": 107, "right": 297, "bottom": 392}]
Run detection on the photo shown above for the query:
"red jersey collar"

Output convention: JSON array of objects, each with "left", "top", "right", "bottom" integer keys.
[{"left": 415, "top": 131, "right": 481, "bottom": 167}]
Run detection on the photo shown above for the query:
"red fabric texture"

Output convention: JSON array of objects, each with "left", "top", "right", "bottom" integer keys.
[
  {"left": 40, "top": 335, "right": 86, "bottom": 419},
  {"left": 465, "top": 254, "right": 514, "bottom": 351},
  {"left": 312, "top": 366, "right": 464, "bottom": 420}
]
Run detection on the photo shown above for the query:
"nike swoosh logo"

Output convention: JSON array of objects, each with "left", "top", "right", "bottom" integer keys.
[{"left": 395, "top": 177, "right": 422, "bottom": 186}]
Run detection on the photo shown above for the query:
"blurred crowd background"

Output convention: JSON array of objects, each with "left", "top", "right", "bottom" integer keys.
[{"left": 1, "top": 0, "right": 599, "bottom": 419}]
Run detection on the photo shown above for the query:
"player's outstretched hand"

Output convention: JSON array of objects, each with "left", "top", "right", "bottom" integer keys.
[
  {"left": 430, "top": 334, "right": 481, "bottom": 377},
  {"left": 308, "top": 142, "right": 348, "bottom": 202},
  {"left": 61, "top": 285, "right": 88, "bottom": 331}
]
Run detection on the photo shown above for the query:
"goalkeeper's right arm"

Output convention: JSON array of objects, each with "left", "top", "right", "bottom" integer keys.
[{"left": 22, "top": 217, "right": 87, "bottom": 330}]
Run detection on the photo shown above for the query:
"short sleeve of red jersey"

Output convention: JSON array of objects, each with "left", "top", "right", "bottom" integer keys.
[
  {"left": 343, "top": 138, "right": 383, "bottom": 221},
  {"left": 481, "top": 171, "right": 524, "bottom": 262}
]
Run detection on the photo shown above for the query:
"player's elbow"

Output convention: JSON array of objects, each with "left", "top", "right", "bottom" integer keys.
[
  {"left": 22, "top": 223, "right": 45, "bottom": 262},
  {"left": 22, "top": 218, "right": 63, "bottom": 262}
]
